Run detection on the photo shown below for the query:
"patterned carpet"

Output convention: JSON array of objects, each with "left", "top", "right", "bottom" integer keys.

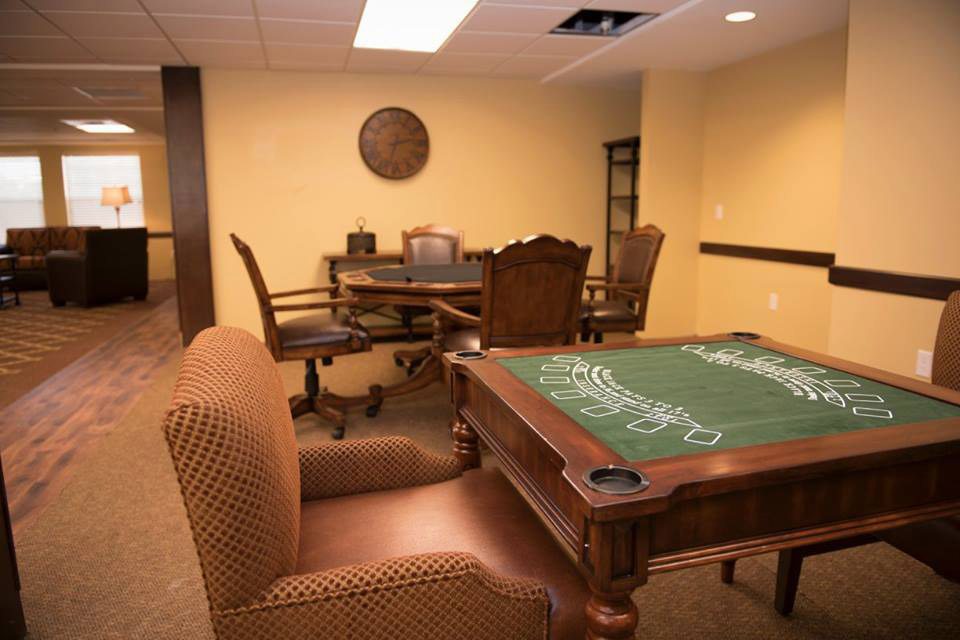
[{"left": 0, "top": 281, "right": 177, "bottom": 408}]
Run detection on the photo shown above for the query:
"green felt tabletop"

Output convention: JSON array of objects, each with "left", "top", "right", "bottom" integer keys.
[{"left": 497, "top": 341, "right": 960, "bottom": 462}]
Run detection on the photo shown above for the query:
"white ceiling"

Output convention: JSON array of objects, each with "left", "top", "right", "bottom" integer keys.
[{"left": 0, "top": 0, "right": 849, "bottom": 82}]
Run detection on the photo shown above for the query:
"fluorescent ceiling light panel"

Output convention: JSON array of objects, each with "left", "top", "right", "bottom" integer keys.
[
  {"left": 724, "top": 11, "right": 757, "bottom": 23},
  {"left": 62, "top": 119, "right": 135, "bottom": 133},
  {"left": 354, "top": 0, "right": 478, "bottom": 53}
]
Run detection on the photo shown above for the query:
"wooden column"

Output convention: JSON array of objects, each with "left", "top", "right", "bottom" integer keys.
[{"left": 161, "top": 66, "right": 215, "bottom": 345}]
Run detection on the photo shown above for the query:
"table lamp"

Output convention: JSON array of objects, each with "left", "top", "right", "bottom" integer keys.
[{"left": 101, "top": 186, "right": 132, "bottom": 228}]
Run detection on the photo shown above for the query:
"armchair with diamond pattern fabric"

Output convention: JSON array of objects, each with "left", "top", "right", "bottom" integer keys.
[{"left": 162, "top": 326, "right": 589, "bottom": 640}]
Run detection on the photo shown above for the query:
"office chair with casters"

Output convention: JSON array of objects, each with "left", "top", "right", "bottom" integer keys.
[
  {"left": 231, "top": 233, "right": 371, "bottom": 439},
  {"left": 580, "top": 223, "right": 664, "bottom": 343}
]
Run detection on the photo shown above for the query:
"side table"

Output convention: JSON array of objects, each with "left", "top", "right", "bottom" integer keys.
[{"left": 0, "top": 254, "right": 20, "bottom": 308}]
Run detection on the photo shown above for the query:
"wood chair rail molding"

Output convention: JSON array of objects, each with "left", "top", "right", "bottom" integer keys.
[
  {"left": 699, "top": 242, "right": 835, "bottom": 267},
  {"left": 829, "top": 266, "right": 960, "bottom": 301}
]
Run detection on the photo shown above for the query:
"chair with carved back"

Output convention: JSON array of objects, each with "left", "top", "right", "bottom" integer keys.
[
  {"left": 721, "top": 290, "right": 960, "bottom": 614},
  {"left": 580, "top": 224, "right": 665, "bottom": 343},
  {"left": 429, "top": 234, "right": 591, "bottom": 356},
  {"left": 231, "top": 233, "right": 371, "bottom": 439},
  {"left": 163, "top": 326, "right": 591, "bottom": 640},
  {"left": 395, "top": 224, "right": 466, "bottom": 345}
]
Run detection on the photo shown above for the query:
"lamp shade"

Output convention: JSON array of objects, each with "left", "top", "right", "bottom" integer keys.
[{"left": 101, "top": 185, "right": 132, "bottom": 206}]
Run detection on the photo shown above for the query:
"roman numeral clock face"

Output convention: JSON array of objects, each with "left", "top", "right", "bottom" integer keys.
[{"left": 358, "top": 107, "right": 429, "bottom": 179}]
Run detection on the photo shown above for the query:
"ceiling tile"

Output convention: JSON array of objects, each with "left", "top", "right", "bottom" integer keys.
[
  {"left": 421, "top": 52, "right": 510, "bottom": 73},
  {"left": 174, "top": 39, "right": 265, "bottom": 67},
  {"left": 153, "top": 15, "right": 259, "bottom": 41},
  {"left": 0, "top": 1, "right": 27, "bottom": 9},
  {"left": 0, "top": 85, "right": 87, "bottom": 105},
  {"left": 0, "top": 10, "right": 63, "bottom": 36},
  {"left": 258, "top": 18, "right": 355, "bottom": 45},
  {"left": 41, "top": 12, "right": 164, "bottom": 38},
  {"left": 79, "top": 37, "right": 182, "bottom": 61},
  {"left": 140, "top": 0, "right": 255, "bottom": 17},
  {"left": 482, "top": 0, "right": 586, "bottom": 7},
  {"left": 584, "top": 0, "right": 686, "bottom": 11},
  {"left": 27, "top": 0, "right": 143, "bottom": 10},
  {"left": 347, "top": 48, "right": 430, "bottom": 71},
  {"left": 0, "top": 36, "right": 98, "bottom": 60},
  {"left": 264, "top": 43, "right": 348, "bottom": 66},
  {"left": 462, "top": 5, "right": 575, "bottom": 34},
  {"left": 522, "top": 34, "right": 610, "bottom": 56},
  {"left": 269, "top": 61, "right": 343, "bottom": 72},
  {"left": 494, "top": 54, "right": 575, "bottom": 76},
  {"left": 442, "top": 31, "right": 538, "bottom": 55},
  {"left": 255, "top": 0, "right": 364, "bottom": 23}
]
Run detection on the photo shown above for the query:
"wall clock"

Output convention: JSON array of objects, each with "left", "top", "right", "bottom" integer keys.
[{"left": 358, "top": 107, "right": 429, "bottom": 179}]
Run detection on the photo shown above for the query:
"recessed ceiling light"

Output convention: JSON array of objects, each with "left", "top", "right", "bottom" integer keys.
[
  {"left": 725, "top": 10, "right": 757, "bottom": 23},
  {"left": 354, "top": 0, "right": 478, "bottom": 53},
  {"left": 62, "top": 119, "right": 135, "bottom": 134}
]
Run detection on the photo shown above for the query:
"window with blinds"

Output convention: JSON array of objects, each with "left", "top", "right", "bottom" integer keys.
[
  {"left": 0, "top": 156, "right": 45, "bottom": 241},
  {"left": 62, "top": 154, "right": 145, "bottom": 229}
]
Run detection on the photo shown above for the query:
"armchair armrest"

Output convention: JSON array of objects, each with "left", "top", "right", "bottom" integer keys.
[
  {"left": 298, "top": 436, "right": 461, "bottom": 501},
  {"left": 428, "top": 299, "right": 481, "bottom": 328},
  {"left": 584, "top": 274, "right": 608, "bottom": 282},
  {"left": 269, "top": 285, "right": 338, "bottom": 298},
  {"left": 268, "top": 297, "right": 360, "bottom": 312},
  {"left": 586, "top": 282, "right": 648, "bottom": 302},
  {"left": 215, "top": 552, "right": 548, "bottom": 639}
]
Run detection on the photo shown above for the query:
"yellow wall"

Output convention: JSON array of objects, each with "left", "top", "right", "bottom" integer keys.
[
  {"left": 695, "top": 29, "right": 847, "bottom": 352},
  {"left": 203, "top": 70, "right": 642, "bottom": 334},
  {"left": 3, "top": 144, "right": 175, "bottom": 281},
  {"left": 828, "top": 0, "right": 960, "bottom": 377},
  {"left": 638, "top": 70, "right": 705, "bottom": 337}
]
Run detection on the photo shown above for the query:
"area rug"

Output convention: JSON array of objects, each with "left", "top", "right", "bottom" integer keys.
[{"left": 0, "top": 280, "right": 176, "bottom": 409}]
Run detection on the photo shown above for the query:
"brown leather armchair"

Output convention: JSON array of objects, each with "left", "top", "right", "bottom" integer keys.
[
  {"left": 231, "top": 234, "right": 371, "bottom": 439},
  {"left": 46, "top": 228, "right": 147, "bottom": 307},
  {"left": 429, "top": 234, "right": 590, "bottom": 355},
  {"left": 580, "top": 224, "right": 664, "bottom": 343},
  {"left": 162, "top": 326, "right": 589, "bottom": 639}
]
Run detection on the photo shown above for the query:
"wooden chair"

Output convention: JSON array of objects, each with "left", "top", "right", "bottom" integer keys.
[
  {"left": 163, "top": 326, "right": 591, "bottom": 640},
  {"left": 580, "top": 224, "right": 665, "bottom": 343},
  {"left": 429, "top": 234, "right": 591, "bottom": 354},
  {"left": 721, "top": 290, "right": 960, "bottom": 614},
  {"left": 230, "top": 233, "right": 371, "bottom": 439},
  {"left": 396, "top": 224, "right": 465, "bottom": 344}
]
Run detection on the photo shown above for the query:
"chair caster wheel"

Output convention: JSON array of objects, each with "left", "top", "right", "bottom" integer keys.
[
  {"left": 394, "top": 357, "right": 404, "bottom": 367},
  {"left": 366, "top": 404, "right": 380, "bottom": 418},
  {"left": 332, "top": 426, "right": 345, "bottom": 440}
]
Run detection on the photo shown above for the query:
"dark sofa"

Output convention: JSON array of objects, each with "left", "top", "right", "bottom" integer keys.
[
  {"left": 46, "top": 228, "right": 148, "bottom": 307},
  {"left": 1, "top": 226, "right": 99, "bottom": 289}
]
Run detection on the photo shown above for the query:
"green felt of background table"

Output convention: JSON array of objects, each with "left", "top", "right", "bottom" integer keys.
[{"left": 498, "top": 341, "right": 960, "bottom": 462}]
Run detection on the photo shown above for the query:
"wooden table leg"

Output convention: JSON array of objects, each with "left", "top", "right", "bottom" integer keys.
[
  {"left": 451, "top": 414, "right": 481, "bottom": 470},
  {"left": 585, "top": 589, "right": 638, "bottom": 640},
  {"left": 721, "top": 559, "right": 736, "bottom": 584}
]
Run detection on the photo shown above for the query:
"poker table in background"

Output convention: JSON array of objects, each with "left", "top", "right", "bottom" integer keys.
[{"left": 446, "top": 334, "right": 960, "bottom": 639}]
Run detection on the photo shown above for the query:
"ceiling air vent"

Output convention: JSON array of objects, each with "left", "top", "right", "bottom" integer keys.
[
  {"left": 73, "top": 86, "right": 146, "bottom": 100},
  {"left": 551, "top": 9, "right": 657, "bottom": 37}
]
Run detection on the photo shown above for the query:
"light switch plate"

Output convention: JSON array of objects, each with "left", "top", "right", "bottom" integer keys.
[
  {"left": 714, "top": 204, "right": 724, "bottom": 220},
  {"left": 916, "top": 349, "right": 933, "bottom": 377},
  {"left": 768, "top": 292, "right": 778, "bottom": 311}
]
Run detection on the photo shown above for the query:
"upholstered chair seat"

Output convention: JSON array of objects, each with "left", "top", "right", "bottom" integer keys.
[
  {"left": 163, "top": 326, "right": 590, "bottom": 639},
  {"left": 579, "top": 300, "right": 635, "bottom": 326},
  {"left": 276, "top": 314, "right": 371, "bottom": 349}
]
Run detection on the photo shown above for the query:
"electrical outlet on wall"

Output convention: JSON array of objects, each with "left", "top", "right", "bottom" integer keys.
[
  {"left": 768, "top": 292, "right": 779, "bottom": 311},
  {"left": 714, "top": 204, "right": 724, "bottom": 220},
  {"left": 916, "top": 350, "right": 933, "bottom": 378}
]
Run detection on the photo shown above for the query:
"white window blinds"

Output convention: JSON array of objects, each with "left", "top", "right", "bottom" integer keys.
[
  {"left": 0, "top": 156, "right": 45, "bottom": 242},
  {"left": 62, "top": 154, "right": 144, "bottom": 229}
]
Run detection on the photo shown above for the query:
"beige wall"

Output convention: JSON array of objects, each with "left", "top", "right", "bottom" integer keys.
[
  {"left": 638, "top": 69, "right": 705, "bottom": 337},
  {"left": 3, "top": 144, "right": 175, "bottom": 281},
  {"left": 203, "top": 70, "right": 642, "bottom": 334},
  {"left": 695, "top": 29, "right": 847, "bottom": 352},
  {"left": 828, "top": 0, "right": 960, "bottom": 377}
]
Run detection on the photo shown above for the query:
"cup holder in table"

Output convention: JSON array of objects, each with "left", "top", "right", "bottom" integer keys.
[{"left": 583, "top": 465, "right": 650, "bottom": 495}]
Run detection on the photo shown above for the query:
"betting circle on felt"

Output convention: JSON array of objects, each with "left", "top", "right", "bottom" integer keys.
[{"left": 498, "top": 341, "right": 960, "bottom": 463}]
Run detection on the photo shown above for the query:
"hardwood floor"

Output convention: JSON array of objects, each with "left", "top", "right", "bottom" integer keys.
[{"left": 0, "top": 296, "right": 180, "bottom": 536}]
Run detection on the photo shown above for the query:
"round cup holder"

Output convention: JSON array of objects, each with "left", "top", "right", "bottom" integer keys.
[
  {"left": 730, "top": 331, "right": 761, "bottom": 340},
  {"left": 453, "top": 350, "right": 486, "bottom": 360},
  {"left": 583, "top": 465, "right": 650, "bottom": 495}
]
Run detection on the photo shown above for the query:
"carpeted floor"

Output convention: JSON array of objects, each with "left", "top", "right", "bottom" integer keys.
[
  {"left": 14, "top": 338, "right": 960, "bottom": 639},
  {"left": 0, "top": 280, "right": 177, "bottom": 409}
]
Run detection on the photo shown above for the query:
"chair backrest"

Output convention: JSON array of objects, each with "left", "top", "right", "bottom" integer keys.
[
  {"left": 480, "top": 235, "right": 591, "bottom": 350},
  {"left": 933, "top": 290, "right": 960, "bottom": 392},
  {"left": 163, "top": 326, "right": 301, "bottom": 613},
  {"left": 402, "top": 224, "right": 464, "bottom": 265},
  {"left": 230, "top": 233, "right": 281, "bottom": 359},
  {"left": 612, "top": 224, "right": 665, "bottom": 299}
]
